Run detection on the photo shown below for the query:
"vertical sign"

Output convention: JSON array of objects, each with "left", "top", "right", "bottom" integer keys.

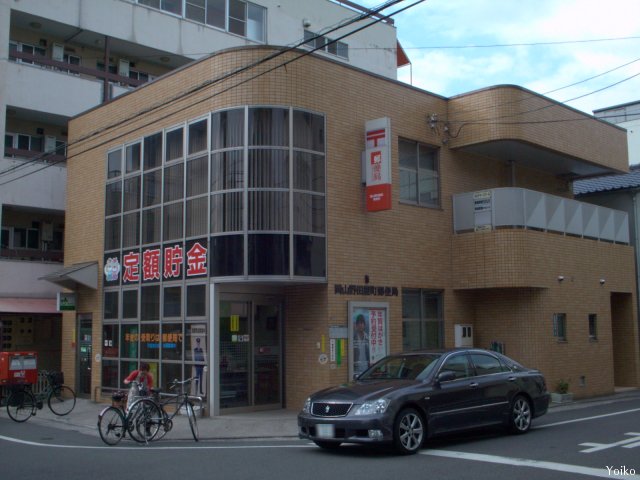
[
  {"left": 365, "top": 117, "right": 392, "bottom": 211},
  {"left": 348, "top": 301, "right": 389, "bottom": 379}
]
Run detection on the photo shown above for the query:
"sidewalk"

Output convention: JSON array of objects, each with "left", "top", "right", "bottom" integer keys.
[
  {"left": 2, "top": 388, "right": 638, "bottom": 442},
  {"left": 0, "top": 397, "right": 300, "bottom": 441}
]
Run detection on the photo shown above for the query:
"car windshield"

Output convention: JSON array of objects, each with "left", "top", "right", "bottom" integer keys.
[{"left": 359, "top": 354, "right": 441, "bottom": 381}]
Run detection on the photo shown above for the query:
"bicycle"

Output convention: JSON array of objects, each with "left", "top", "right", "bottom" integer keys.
[
  {"left": 97, "top": 381, "right": 160, "bottom": 445},
  {"left": 141, "top": 377, "right": 201, "bottom": 442},
  {"left": 6, "top": 371, "right": 76, "bottom": 422}
]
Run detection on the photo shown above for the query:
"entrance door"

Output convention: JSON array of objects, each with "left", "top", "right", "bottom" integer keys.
[
  {"left": 219, "top": 299, "right": 282, "bottom": 410},
  {"left": 77, "top": 315, "right": 92, "bottom": 397}
]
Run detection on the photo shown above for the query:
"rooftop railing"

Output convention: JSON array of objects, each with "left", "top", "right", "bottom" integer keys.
[{"left": 453, "top": 187, "right": 629, "bottom": 244}]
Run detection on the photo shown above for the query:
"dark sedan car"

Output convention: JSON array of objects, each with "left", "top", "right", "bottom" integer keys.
[{"left": 298, "top": 348, "right": 550, "bottom": 454}]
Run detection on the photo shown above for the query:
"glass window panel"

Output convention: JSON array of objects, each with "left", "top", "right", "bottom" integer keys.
[
  {"left": 229, "top": 0, "right": 245, "bottom": 20},
  {"left": 187, "top": 155, "right": 208, "bottom": 197},
  {"left": 104, "top": 217, "right": 121, "bottom": 251},
  {"left": 185, "top": 0, "right": 205, "bottom": 22},
  {"left": 402, "top": 289, "right": 421, "bottom": 319},
  {"left": 206, "top": 0, "right": 226, "bottom": 28},
  {"left": 144, "top": 132, "right": 163, "bottom": 170},
  {"left": 248, "top": 191, "right": 289, "bottom": 231},
  {"left": 210, "top": 234, "right": 243, "bottom": 276},
  {"left": 122, "top": 290, "right": 138, "bottom": 319},
  {"left": 186, "top": 197, "right": 208, "bottom": 237},
  {"left": 399, "top": 139, "right": 417, "bottom": 169},
  {"left": 163, "top": 202, "right": 184, "bottom": 241},
  {"left": 123, "top": 175, "right": 141, "bottom": 211},
  {"left": 294, "top": 152, "right": 325, "bottom": 192},
  {"left": 293, "top": 111, "right": 324, "bottom": 152},
  {"left": 161, "top": 323, "right": 183, "bottom": 361},
  {"left": 400, "top": 169, "right": 417, "bottom": 203},
  {"left": 294, "top": 235, "right": 326, "bottom": 277},
  {"left": 187, "top": 284, "right": 207, "bottom": 317},
  {"left": 121, "top": 324, "right": 139, "bottom": 358},
  {"left": 248, "top": 149, "right": 288, "bottom": 188},
  {"left": 211, "top": 109, "right": 244, "bottom": 149},
  {"left": 418, "top": 171, "right": 438, "bottom": 206},
  {"left": 161, "top": 0, "right": 182, "bottom": 15},
  {"left": 142, "top": 207, "right": 161, "bottom": 244},
  {"left": 104, "top": 291, "right": 119, "bottom": 319},
  {"left": 139, "top": 0, "right": 160, "bottom": 7},
  {"left": 141, "top": 285, "right": 160, "bottom": 321},
  {"left": 126, "top": 143, "right": 141, "bottom": 173},
  {"left": 122, "top": 212, "right": 140, "bottom": 248},
  {"left": 143, "top": 170, "right": 162, "bottom": 207},
  {"left": 249, "top": 108, "right": 289, "bottom": 146},
  {"left": 211, "top": 150, "right": 243, "bottom": 191},
  {"left": 102, "top": 359, "right": 119, "bottom": 388},
  {"left": 293, "top": 193, "right": 325, "bottom": 233},
  {"left": 108, "top": 149, "right": 122, "bottom": 178},
  {"left": 229, "top": 17, "right": 245, "bottom": 36},
  {"left": 140, "top": 323, "right": 160, "bottom": 359},
  {"left": 248, "top": 234, "right": 289, "bottom": 275},
  {"left": 337, "top": 42, "right": 349, "bottom": 59},
  {"left": 188, "top": 120, "right": 208, "bottom": 154},
  {"left": 164, "top": 285, "right": 182, "bottom": 317},
  {"left": 402, "top": 289, "right": 443, "bottom": 351},
  {"left": 210, "top": 192, "right": 243, "bottom": 233},
  {"left": 166, "top": 128, "right": 184, "bottom": 162},
  {"left": 160, "top": 363, "right": 183, "bottom": 392},
  {"left": 164, "top": 162, "right": 184, "bottom": 202},
  {"left": 106, "top": 182, "right": 122, "bottom": 215},
  {"left": 247, "top": 3, "right": 266, "bottom": 42}
]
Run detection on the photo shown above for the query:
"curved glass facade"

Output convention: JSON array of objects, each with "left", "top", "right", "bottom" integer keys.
[{"left": 101, "top": 106, "right": 326, "bottom": 393}]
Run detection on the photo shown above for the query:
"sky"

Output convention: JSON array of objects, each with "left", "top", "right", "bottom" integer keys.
[{"left": 355, "top": 0, "right": 640, "bottom": 115}]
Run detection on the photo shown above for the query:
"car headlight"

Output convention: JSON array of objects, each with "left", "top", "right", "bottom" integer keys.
[
  {"left": 354, "top": 398, "right": 389, "bottom": 415},
  {"left": 302, "top": 397, "right": 311, "bottom": 414}
]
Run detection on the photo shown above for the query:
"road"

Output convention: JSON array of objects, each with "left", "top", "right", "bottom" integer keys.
[{"left": 1, "top": 395, "right": 639, "bottom": 480}]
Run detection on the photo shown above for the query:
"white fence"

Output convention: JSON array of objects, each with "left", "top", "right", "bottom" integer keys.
[{"left": 453, "top": 187, "right": 629, "bottom": 244}]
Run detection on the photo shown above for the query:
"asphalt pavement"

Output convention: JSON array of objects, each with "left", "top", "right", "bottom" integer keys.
[{"left": 1, "top": 388, "right": 638, "bottom": 443}]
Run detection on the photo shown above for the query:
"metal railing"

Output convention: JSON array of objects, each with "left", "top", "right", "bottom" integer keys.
[{"left": 453, "top": 187, "right": 629, "bottom": 244}]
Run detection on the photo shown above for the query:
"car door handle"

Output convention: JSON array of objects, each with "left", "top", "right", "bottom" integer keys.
[
  {"left": 469, "top": 382, "right": 479, "bottom": 388},
  {"left": 508, "top": 376, "right": 517, "bottom": 382}
]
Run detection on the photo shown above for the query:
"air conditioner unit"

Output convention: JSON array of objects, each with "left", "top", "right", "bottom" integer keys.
[{"left": 454, "top": 324, "right": 473, "bottom": 348}]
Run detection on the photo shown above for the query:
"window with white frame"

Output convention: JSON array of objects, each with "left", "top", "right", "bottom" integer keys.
[
  {"left": 303, "top": 30, "right": 349, "bottom": 59},
  {"left": 399, "top": 138, "right": 439, "bottom": 207},
  {"left": 9, "top": 41, "right": 46, "bottom": 65},
  {"left": 139, "top": 0, "right": 265, "bottom": 42},
  {"left": 402, "top": 289, "right": 443, "bottom": 351}
]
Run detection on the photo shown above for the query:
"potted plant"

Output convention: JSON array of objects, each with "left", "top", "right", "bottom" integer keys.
[{"left": 550, "top": 379, "right": 573, "bottom": 403}]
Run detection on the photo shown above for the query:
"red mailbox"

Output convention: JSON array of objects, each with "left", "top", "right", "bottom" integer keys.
[{"left": 0, "top": 351, "right": 38, "bottom": 385}]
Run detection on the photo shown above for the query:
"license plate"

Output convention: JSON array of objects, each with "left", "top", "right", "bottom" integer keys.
[{"left": 316, "top": 424, "right": 335, "bottom": 438}]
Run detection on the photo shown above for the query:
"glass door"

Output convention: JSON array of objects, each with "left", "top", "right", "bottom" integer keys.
[
  {"left": 77, "top": 315, "right": 92, "bottom": 397},
  {"left": 219, "top": 301, "right": 250, "bottom": 408},
  {"left": 253, "top": 304, "right": 281, "bottom": 406},
  {"left": 219, "top": 299, "right": 282, "bottom": 410}
]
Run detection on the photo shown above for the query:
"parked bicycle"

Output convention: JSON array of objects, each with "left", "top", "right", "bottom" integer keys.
[
  {"left": 6, "top": 370, "right": 76, "bottom": 422},
  {"left": 97, "top": 381, "right": 159, "bottom": 445},
  {"left": 137, "top": 377, "right": 201, "bottom": 442}
]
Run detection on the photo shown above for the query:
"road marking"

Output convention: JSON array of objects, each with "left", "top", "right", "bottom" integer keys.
[
  {"left": 0, "top": 435, "right": 313, "bottom": 450},
  {"left": 537, "top": 407, "right": 640, "bottom": 429},
  {"left": 421, "top": 449, "right": 640, "bottom": 479},
  {"left": 580, "top": 433, "right": 640, "bottom": 453}
]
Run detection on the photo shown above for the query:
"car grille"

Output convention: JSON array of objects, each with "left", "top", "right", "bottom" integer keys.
[{"left": 311, "top": 402, "right": 352, "bottom": 417}]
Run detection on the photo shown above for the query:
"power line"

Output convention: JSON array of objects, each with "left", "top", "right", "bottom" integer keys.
[
  {"left": 397, "top": 35, "right": 640, "bottom": 50},
  {"left": 0, "top": 0, "right": 422, "bottom": 185}
]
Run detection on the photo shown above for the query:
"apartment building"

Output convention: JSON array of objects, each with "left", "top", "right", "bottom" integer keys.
[
  {"left": 0, "top": 0, "right": 403, "bottom": 395},
  {"left": 64, "top": 44, "right": 640, "bottom": 415}
]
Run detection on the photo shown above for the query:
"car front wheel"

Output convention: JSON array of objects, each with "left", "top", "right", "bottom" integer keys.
[
  {"left": 509, "top": 395, "right": 532, "bottom": 434},
  {"left": 393, "top": 408, "right": 424, "bottom": 455}
]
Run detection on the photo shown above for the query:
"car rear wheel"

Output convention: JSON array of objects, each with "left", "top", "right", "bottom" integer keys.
[
  {"left": 313, "top": 440, "right": 342, "bottom": 449},
  {"left": 393, "top": 408, "right": 424, "bottom": 455},
  {"left": 509, "top": 395, "right": 532, "bottom": 434}
]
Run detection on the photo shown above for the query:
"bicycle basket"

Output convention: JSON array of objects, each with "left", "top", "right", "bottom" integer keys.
[
  {"left": 48, "top": 371, "right": 64, "bottom": 386},
  {"left": 111, "top": 391, "right": 126, "bottom": 408}
]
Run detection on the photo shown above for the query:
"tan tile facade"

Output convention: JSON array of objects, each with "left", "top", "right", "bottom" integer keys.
[{"left": 64, "top": 47, "right": 639, "bottom": 411}]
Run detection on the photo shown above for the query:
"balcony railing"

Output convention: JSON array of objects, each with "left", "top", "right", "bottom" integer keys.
[
  {"left": 0, "top": 247, "right": 63, "bottom": 263},
  {"left": 4, "top": 147, "right": 66, "bottom": 165},
  {"left": 453, "top": 187, "right": 629, "bottom": 244}
]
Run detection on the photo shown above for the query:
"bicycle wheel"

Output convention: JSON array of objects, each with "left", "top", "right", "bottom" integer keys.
[
  {"left": 186, "top": 401, "right": 199, "bottom": 442},
  {"left": 48, "top": 385, "right": 76, "bottom": 416},
  {"left": 128, "top": 399, "right": 162, "bottom": 443},
  {"left": 97, "top": 406, "right": 126, "bottom": 445},
  {"left": 6, "top": 389, "right": 36, "bottom": 422}
]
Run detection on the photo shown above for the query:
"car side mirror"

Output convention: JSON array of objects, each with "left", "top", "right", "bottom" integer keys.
[{"left": 436, "top": 371, "right": 456, "bottom": 384}]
